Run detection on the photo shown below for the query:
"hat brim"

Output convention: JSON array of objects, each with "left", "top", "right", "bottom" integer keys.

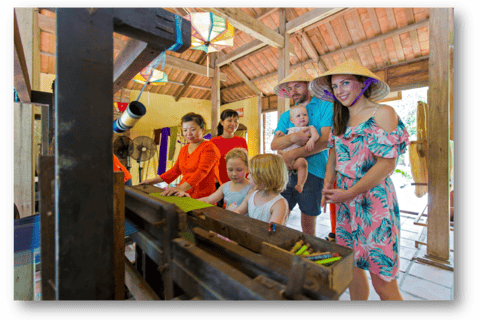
[{"left": 309, "top": 75, "right": 390, "bottom": 103}]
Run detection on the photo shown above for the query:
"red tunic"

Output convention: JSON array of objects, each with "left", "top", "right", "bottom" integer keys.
[
  {"left": 160, "top": 141, "right": 220, "bottom": 199},
  {"left": 209, "top": 136, "right": 248, "bottom": 184}
]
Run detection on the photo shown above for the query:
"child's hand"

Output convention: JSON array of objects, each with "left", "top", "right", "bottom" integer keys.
[{"left": 321, "top": 182, "right": 334, "bottom": 212}]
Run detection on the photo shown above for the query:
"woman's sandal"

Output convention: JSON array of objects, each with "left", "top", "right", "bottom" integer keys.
[{"left": 325, "top": 233, "right": 336, "bottom": 242}]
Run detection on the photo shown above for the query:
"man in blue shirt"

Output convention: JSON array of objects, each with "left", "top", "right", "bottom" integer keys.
[{"left": 271, "top": 69, "right": 333, "bottom": 236}]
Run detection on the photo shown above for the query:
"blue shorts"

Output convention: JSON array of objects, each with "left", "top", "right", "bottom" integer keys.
[{"left": 281, "top": 172, "right": 324, "bottom": 217}]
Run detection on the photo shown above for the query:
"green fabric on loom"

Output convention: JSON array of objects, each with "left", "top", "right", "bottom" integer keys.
[
  {"left": 168, "top": 126, "right": 178, "bottom": 161},
  {"left": 149, "top": 193, "right": 213, "bottom": 212}
]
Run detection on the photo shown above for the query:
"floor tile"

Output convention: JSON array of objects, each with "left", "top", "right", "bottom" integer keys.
[
  {"left": 400, "top": 246, "right": 418, "bottom": 260},
  {"left": 401, "top": 221, "right": 425, "bottom": 233},
  {"left": 400, "top": 238, "right": 417, "bottom": 248},
  {"left": 408, "top": 261, "right": 454, "bottom": 288},
  {"left": 400, "top": 290, "right": 426, "bottom": 300},
  {"left": 401, "top": 230, "right": 421, "bottom": 241},
  {"left": 401, "top": 275, "right": 452, "bottom": 300},
  {"left": 399, "top": 258, "right": 411, "bottom": 273}
]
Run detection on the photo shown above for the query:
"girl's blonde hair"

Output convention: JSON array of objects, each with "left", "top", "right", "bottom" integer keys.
[
  {"left": 225, "top": 148, "right": 249, "bottom": 167},
  {"left": 249, "top": 154, "right": 288, "bottom": 193}
]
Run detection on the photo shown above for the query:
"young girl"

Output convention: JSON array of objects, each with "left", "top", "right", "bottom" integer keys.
[
  {"left": 195, "top": 148, "right": 251, "bottom": 211},
  {"left": 235, "top": 154, "right": 289, "bottom": 225},
  {"left": 310, "top": 59, "right": 410, "bottom": 300}
]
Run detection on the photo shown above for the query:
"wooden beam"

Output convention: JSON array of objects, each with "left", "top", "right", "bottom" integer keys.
[
  {"left": 304, "top": 8, "right": 356, "bottom": 33},
  {"left": 14, "top": 11, "right": 32, "bottom": 103},
  {"left": 210, "top": 8, "right": 284, "bottom": 48},
  {"left": 426, "top": 8, "right": 452, "bottom": 262},
  {"left": 113, "top": 172, "right": 125, "bottom": 300},
  {"left": 277, "top": 9, "right": 289, "bottom": 115},
  {"left": 323, "top": 19, "right": 429, "bottom": 65},
  {"left": 173, "top": 8, "right": 189, "bottom": 16},
  {"left": 174, "top": 51, "right": 207, "bottom": 101},
  {"left": 14, "top": 103, "right": 35, "bottom": 218},
  {"left": 165, "top": 54, "right": 227, "bottom": 81},
  {"left": 222, "top": 56, "right": 429, "bottom": 93},
  {"left": 255, "top": 8, "right": 279, "bottom": 20},
  {"left": 286, "top": 8, "right": 346, "bottom": 34},
  {"left": 216, "top": 9, "right": 347, "bottom": 68},
  {"left": 229, "top": 62, "right": 262, "bottom": 96},
  {"left": 211, "top": 53, "right": 221, "bottom": 137},
  {"left": 125, "top": 257, "right": 160, "bottom": 300},
  {"left": 258, "top": 95, "right": 263, "bottom": 155},
  {"left": 113, "top": 39, "right": 163, "bottom": 94}
]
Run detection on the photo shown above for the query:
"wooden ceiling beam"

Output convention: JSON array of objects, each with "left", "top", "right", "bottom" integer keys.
[
  {"left": 322, "top": 19, "right": 429, "bottom": 62},
  {"left": 222, "top": 55, "right": 429, "bottom": 93},
  {"left": 228, "top": 62, "right": 263, "bottom": 96},
  {"left": 255, "top": 8, "right": 279, "bottom": 20},
  {"left": 14, "top": 10, "right": 32, "bottom": 103},
  {"left": 286, "top": 8, "right": 346, "bottom": 34},
  {"left": 165, "top": 54, "right": 228, "bottom": 81},
  {"left": 209, "top": 8, "right": 285, "bottom": 48},
  {"left": 216, "top": 8, "right": 345, "bottom": 67},
  {"left": 174, "top": 51, "right": 207, "bottom": 101}
]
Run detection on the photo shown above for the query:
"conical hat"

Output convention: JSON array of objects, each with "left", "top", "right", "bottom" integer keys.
[
  {"left": 274, "top": 68, "right": 313, "bottom": 98},
  {"left": 309, "top": 59, "right": 390, "bottom": 102}
]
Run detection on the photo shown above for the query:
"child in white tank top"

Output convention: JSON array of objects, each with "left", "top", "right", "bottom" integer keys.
[{"left": 235, "top": 154, "right": 289, "bottom": 225}]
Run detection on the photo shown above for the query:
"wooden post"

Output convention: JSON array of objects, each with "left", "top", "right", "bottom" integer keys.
[
  {"left": 14, "top": 103, "right": 34, "bottom": 218},
  {"left": 277, "top": 8, "right": 290, "bottom": 118},
  {"left": 425, "top": 8, "right": 452, "bottom": 262},
  {"left": 39, "top": 155, "right": 55, "bottom": 300},
  {"left": 258, "top": 95, "right": 263, "bottom": 155},
  {"left": 211, "top": 53, "right": 221, "bottom": 137},
  {"left": 113, "top": 172, "right": 125, "bottom": 300}
]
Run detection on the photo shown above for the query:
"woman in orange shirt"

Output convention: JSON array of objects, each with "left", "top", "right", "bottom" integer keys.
[{"left": 139, "top": 112, "right": 220, "bottom": 199}]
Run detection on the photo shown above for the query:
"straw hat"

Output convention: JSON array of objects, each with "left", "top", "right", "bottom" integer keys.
[
  {"left": 274, "top": 68, "right": 313, "bottom": 98},
  {"left": 309, "top": 59, "right": 390, "bottom": 102}
]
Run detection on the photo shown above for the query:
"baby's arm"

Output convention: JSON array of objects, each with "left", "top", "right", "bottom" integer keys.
[
  {"left": 305, "top": 126, "right": 320, "bottom": 152},
  {"left": 233, "top": 189, "right": 254, "bottom": 215},
  {"left": 198, "top": 185, "right": 224, "bottom": 204},
  {"left": 269, "top": 198, "right": 289, "bottom": 225}
]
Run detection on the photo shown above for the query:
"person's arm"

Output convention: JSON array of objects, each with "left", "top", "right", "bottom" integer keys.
[
  {"left": 233, "top": 189, "right": 253, "bottom": 215},
  {"left": 305, "top": 126, "right": 320, "bottom": 152},
  {"left": 197, "top": 185, "right": 225, "bottom": 204},
  {"left": 271, "top": 128, "right": 311, "bottom": 150},
  {"left": 281, "top": 126, "right": 331, "bottom": 168},
  {"left": 321, "top": 147, "right": 337, "bottom": 211},
  {"left": 269, "top": 198, "right": 289, "bottom": 225}
]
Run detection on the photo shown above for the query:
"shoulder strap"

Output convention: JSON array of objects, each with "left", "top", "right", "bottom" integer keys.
[{"left": 372, "top": 104, "right": 380, "bottom": 117}]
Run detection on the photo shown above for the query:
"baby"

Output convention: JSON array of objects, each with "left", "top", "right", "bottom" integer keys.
[{"left": 277, "top": 105, "right": 319, "bottom": 193}]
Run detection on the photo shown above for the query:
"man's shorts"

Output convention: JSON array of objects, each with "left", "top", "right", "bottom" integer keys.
[{"left": 281, "top": 171, "right": 324, "bottom": 217}]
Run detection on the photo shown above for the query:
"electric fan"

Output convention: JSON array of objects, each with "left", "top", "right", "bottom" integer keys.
[
  {"left": 113, "top": 136, "right": 133, "bottom": 170},
  {"left": 131, "top": 136, "right": 156, "bottom": 183}
]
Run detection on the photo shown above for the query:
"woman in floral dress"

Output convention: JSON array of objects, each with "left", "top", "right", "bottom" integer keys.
[{"left": 310, "top": 60, "right": 410, "bottom": 300}]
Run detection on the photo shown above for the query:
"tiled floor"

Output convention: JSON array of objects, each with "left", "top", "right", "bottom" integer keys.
[{"left": 285, "top": 196, "right": 455, "bottom": 301}]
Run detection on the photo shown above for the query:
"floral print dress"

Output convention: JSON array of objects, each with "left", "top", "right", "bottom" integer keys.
[{"left": 327, "top": 110, "right": 410, "bottom": 281}]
